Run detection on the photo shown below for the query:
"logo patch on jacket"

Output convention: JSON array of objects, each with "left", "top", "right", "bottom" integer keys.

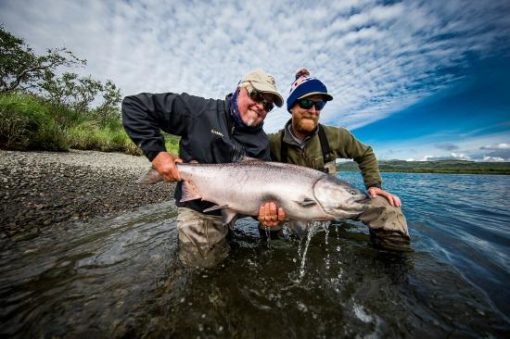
[{"left": 211, "top": 129, "right": 224, "bottom": 138}]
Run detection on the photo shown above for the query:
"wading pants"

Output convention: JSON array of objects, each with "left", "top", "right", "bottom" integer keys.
[
  {"left": 355, "top": 196, "right": 410, "bottom": 250},
  {"left": 260, "top": 196, "right": 410, "bottom": 250},
  {"left": 177, "top": 207, "right": 231, "bottom": 268}
]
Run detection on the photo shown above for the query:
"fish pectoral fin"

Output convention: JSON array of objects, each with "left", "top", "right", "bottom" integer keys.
[
  {"left": 294, "top": 198, "right": 318, "bottom": 207},
  {"left": 180, "top": 180, "right": 202, "bottom": 202},
  {"left": 286, "top": 220, "right": 310, "bottom": 239},
  {"left": 221, "top": 209, "right": 238, "bottom": 225},
  {"left": 202, "top": 205, "right": 237, "bottom": 225},
  {"left": 202, "top": 204, "right": 229, "bottom": 213}
]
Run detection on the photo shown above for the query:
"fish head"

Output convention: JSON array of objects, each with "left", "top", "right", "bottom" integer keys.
[{"left": 313, "top": 176, "right": 368, "bottom": 219}]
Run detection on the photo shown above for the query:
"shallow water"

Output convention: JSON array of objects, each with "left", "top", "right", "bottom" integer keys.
[{"left": 0, "top": 172, "right": 509, "bottom": 337}]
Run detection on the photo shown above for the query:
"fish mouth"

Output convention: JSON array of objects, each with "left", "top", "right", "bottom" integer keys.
[
  {"left": 346, "top": 194, "right": 370, "bottom": 211},
  {"left": 356, "top": 197, "right": 370, "bottom": 203},
  {"left": 353, "top": 193, "right": 370, "bottom": 204}
]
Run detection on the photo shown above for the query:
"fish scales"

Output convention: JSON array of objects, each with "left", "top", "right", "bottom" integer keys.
[{"left": 165, "top": 160, "right": 368, "bottom": 223}]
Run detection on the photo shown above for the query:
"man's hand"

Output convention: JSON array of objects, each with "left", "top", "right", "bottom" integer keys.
[
  {"left": 258, "top": 201, "right": 286, "bottom": 228},
  {"left": 151, "top": 151, "right": 183, "bottom": 182},
  {"left": 368, "top": 187, "right": 402, "bottom": 207}
]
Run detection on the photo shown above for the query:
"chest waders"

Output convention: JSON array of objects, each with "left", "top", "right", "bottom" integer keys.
[{"left": 280, "top": 124, "right": 335, "bottom": 175}]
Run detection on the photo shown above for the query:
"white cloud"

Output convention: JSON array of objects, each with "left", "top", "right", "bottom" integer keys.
[
  {"left": 375, "top": 130, "right": 510, "bottom": 162},
  {"left": 481, "top": 143, "right": 510, "bottom": 150},
  {"left": 450, "top": 152, "right": 471, "bottom": 161},
  {"left": 483, "top": 156, "right": 506, "bottom": 162},
  {"left": 422, "top": 153, "right": 471, "bottom": 161},
  {"left": 1, "top": 0, "right": 509, "bottom": 136}
]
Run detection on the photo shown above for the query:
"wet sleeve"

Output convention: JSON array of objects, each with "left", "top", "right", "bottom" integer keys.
[
  {"left": 121, "top": 93, "right": 202, "bottom": 161},
  {"left": 334, "top": 128, "right": 382, "bottom": 189}
]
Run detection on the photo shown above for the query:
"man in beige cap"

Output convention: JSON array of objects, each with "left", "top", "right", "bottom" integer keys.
[{"left": 122, "top": 69, "right": 283, "bottom": 268}]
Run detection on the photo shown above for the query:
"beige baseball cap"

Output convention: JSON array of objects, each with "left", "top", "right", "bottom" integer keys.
[{"left": 239, "top": 69, "right": 284, "bottom": 107}]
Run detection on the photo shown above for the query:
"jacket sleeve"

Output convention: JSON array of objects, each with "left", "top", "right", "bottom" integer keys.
[
  {"left": 122, "top": 92, "right": 202, "bottom": 161},
  {"left": 333, "top": 127, "right": 382, "bottom": 189}
]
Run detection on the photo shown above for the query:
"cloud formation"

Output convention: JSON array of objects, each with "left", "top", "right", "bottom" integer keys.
[
  {"left": 479, "top": 144, "right": 510, "bottom": 162},
  {"left": 480, "top": 143, "right": 510, "bottom": 151},
  {"left": 0, "top": 0, "right": 509, "bottom": 161}
]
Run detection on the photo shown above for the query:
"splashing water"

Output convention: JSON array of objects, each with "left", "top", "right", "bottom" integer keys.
[
  {"left": 324, "top": 223, "right": 330, "bottom": 270},
  {"left": 297, "top": 221, "right": 329, "bottom": 280},
  {"left": 263, "top": 225, "right": 272, "bottom": 248}
]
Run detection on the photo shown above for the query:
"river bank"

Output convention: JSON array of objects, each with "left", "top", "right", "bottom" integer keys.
[
  {"left": 0, "top": 150, "right": 174, "bottom": 239},
  {"left": 338, "top": 159, "right": 510, "bottom": 175}
]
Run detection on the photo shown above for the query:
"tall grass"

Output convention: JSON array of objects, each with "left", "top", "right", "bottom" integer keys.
[
  {"left": 0, "top": 92, "right": 67, "bottom": 150},
  {"left": 0, "top": 92, "right": 180, "bottom": 155}
]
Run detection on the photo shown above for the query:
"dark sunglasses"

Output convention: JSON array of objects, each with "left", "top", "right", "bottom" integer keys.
[
  {"left": 297, "top": 98, "right": 326, "bottom": 110},
  {"left": 248, "top": 88, "right": 274, "bottom": 112}
]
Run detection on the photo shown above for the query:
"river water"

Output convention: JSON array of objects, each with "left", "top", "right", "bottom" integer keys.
[{"left": 1, "top": 172, "right": 509, "bottom": 338}]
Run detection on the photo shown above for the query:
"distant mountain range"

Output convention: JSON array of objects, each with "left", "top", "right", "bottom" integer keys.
[{"left": 337, "top": 160, "right": 510, "bottom": 175}]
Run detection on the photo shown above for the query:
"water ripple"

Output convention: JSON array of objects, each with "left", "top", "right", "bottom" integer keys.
[{"left": 1, "top": 175, "right": 509, "bottom": 337}]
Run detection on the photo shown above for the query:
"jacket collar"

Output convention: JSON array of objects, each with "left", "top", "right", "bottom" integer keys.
[{"left": 282, "top": 119, "right": 318, "bottom": 149}]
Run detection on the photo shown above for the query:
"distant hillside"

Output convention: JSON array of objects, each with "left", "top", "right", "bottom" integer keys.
[{"left": 337, "top": 160, "right": 510, "bottom": 175}]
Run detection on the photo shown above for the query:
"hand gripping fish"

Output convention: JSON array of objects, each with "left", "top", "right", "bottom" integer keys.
[{"left": 140, "top": 159, "right": 369, "bottom": 225}]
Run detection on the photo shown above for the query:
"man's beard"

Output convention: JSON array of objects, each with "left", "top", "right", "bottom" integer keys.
[
  {"left": 243, "top": 116, "right": 257, "bottom": 126},
  {"left": 242, "top": 110, "right": 262, "bottom": 127},
  {"left": 296, "top": 117, "right": 318, "bottom": 133}
]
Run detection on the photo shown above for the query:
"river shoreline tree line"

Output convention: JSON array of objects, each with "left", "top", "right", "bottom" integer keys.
[
  {"left": 338, "top": 159, "right": 510, "bottom": 175},
  {"left": 0, "top": 26, "right": 178, "bottom": 155},
  {"left": 1, "top": 26, "right": 507, "bottom": 174}
]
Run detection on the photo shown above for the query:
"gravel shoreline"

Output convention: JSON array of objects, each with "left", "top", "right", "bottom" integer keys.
[{"left": 0, "top": 150, "right": 175, "bottom": 238}]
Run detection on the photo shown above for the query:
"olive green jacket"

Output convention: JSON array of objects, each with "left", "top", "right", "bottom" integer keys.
[{"left": 268, "top": 122, "right": 382, "bottom": 189}]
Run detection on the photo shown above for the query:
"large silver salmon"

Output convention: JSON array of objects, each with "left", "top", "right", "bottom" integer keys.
[{"left": 141, "top": 159, "right": 368, "bottom": 224}]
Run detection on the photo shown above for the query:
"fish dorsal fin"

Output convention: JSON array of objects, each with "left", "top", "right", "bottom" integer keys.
[
  {"left": 240, "top": 156, "right": 262, "bottom": 163},
  {"left": 180, "top": 180, "right": 202, "bottom": 202},
  {"left": 294, "top": 198, "right": 318, "bottom": 207}
]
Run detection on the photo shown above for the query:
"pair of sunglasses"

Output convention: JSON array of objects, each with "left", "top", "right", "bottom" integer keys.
[
  {"left": 248, "top": 88, "right": 274, "bottom": 112},
  {"left": 297, "top": 98, "right": 326, "bottom": 111}
]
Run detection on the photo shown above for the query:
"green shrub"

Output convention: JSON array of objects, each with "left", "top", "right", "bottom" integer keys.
[
  {"left": 163, "top": 133, "right": 180, "bottom": 154},
  {"left": 68, "top": 120, "right": 144, "bottom": 154},
  {"left": 0, "top": 105, "right": 30, "bottom": 149},
  {"left": 0, "top": 92, "right": 181, "bottom": 155},
  {"left": 0, "top": 92, "right": 68, "bottom": 150},
  {"left": 67, "top": 121, "right": 100, "bottom": 150}
]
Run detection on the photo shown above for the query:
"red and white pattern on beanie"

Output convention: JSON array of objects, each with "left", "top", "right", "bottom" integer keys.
[{"left": 289, "top": 68, "right": 312, "bottom": 94}]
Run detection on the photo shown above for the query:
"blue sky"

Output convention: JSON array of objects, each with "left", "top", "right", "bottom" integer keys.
[{"left": 1, "top": 0, "right": 509, "bottom": 161}]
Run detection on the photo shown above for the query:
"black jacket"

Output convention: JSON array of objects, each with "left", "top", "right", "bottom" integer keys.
[{"left": 122, "top": 92, "right": 270, "bottom": 213}]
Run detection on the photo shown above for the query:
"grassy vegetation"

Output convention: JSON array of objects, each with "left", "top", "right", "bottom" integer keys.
[
  {"left": 0, "top": 91, "right": 179, "bottom": 155},
  {"left": 0, "top": 92, "right": 67, "bottom": 151},
  {"left": 0, "top": 26, "right": 182, "bottom": 157},
  {"left": 338, "top": 159, "right": 510, "bottom": 175}
]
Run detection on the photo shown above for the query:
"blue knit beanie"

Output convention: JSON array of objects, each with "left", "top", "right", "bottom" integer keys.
[{"left": 286, "top": 68, "right": 333, "bottom": 112}]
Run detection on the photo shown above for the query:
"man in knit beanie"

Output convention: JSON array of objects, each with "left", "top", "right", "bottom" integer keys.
[{"left": 259, "top": 68, "right": 410, "bottom": 250}]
